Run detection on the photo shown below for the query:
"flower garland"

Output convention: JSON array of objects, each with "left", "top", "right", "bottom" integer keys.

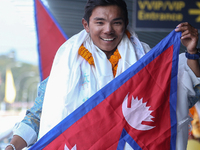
[
  {"left": 109, "top": 49, "right": 121, "bottom": 77},
  {"left": 78, "top": 44, "right": 94, "bottom": 65},
  {"left": 78, "top": 44, "right": 121, "bottom": 77}
]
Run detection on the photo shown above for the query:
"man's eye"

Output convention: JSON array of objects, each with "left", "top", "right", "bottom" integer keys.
[
  {"left": 114, "top": 22, "right": 122, "bottom": 25},
  {"left": 96, "top": 22, "right": 103, "bottom": 25}
]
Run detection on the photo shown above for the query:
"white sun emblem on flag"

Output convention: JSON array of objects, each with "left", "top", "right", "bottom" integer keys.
[
  {"left": 122, "top": 94, "right": 155, "bottom": 130},
  {"left": 64, "top": 144, "right": 77, "bottom": 150}
]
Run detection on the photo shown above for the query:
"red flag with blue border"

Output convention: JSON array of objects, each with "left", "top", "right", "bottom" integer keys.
[
  {"left": 30, "top": 30, "right": 181, "bottom": 150},
  {"left": 34, "top": 0, "right": 68, "bottom": 80}
]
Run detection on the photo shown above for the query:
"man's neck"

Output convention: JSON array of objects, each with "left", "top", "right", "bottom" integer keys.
[{"left": 101, "top": 48, "right": 117, "bottom": 59}]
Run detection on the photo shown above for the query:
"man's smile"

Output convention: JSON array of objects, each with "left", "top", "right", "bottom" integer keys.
[{"left": 101, "top": 37, "right": 116, "bottom": 41}]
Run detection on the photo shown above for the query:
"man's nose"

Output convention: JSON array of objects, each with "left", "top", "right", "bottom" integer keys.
[{"left": 104, "top": 23, "right": 113, "bottom": 34}]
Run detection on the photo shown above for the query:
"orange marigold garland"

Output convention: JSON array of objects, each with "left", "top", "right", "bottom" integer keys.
[
  {"left": 78, "top": 44, "right": 121, "bottom": 77},
  {"left": 78, "top": 44, "right": 94, "bottom": 65},
  {"left": 109, "top": 49, "right": 121, "bottom": 77}
]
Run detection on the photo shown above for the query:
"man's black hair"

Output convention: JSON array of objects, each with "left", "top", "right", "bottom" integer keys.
[{"left": 83, "top": 0, "right": 128, "bottom": 25}]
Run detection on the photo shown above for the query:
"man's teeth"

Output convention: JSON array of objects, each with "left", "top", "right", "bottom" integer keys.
[{"left": 102, "top": 38, "right": 115, "bottom": 41}]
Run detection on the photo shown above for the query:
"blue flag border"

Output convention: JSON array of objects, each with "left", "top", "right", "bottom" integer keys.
[
  {"left": 30, "top": 30, "right": 181, "bottom": 150},
  {"left": 117, "top": 129, "right": 142, "bottom": 150}
]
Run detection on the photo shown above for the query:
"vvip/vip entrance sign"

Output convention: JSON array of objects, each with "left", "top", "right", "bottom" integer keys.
[{"left": 134, "top": 0, "right": 200, "bottom": 31}]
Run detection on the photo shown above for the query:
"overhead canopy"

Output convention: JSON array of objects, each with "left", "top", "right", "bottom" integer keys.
[{"left": 41, "top": 0, "right": 195, "bottom": 50}]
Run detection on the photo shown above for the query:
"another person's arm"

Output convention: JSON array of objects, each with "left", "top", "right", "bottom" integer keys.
[
  {"left": 5, "top": 77, "right": 48, "bottom": 150},
  {"left": 175, "top": 22, "right": 200, "bottom": 108},
  {"left": 175, "top": 22, "right": 200, "bottom": 77}
]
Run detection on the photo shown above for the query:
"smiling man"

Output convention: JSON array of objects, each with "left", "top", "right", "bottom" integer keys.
[
  {"left": 6, "top": 0, "right": 200, "bottom": 150},
  {"left": 82, "top": 5, "right": 127, "bottom": 59}
]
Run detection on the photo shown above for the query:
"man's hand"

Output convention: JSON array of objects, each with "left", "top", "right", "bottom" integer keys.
[
  {"left": 175, "top": 22, "right": 200, "bottom": 77},
  {"left": 5, "top": 135, "right": 27, "bottom": 150},
  {"left": 175, "top": 22, "right": 198, "bottom": 54}
]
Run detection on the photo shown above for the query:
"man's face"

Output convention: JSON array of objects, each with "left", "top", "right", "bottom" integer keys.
[{"left": 82, "top": 5, "right": 126, "bottom": 56}]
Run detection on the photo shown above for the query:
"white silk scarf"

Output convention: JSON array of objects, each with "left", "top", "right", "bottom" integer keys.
[{"left": 38, "top": 28, "right": 146, "bottom": 139}]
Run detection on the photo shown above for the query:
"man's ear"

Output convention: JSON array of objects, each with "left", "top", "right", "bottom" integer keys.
[
  {"left": 126, "top": 19, "right": 129, "bottom": 28},
  {"left": 82, "top": 18, "right": 89, "bottom": 33}
]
